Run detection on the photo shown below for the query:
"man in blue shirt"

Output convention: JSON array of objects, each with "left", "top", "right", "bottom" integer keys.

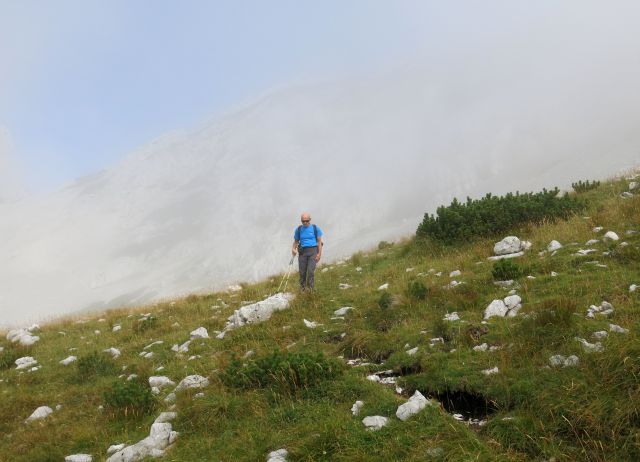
[{"left": 292, "top": 212, "right": 324, "bottom": 290}]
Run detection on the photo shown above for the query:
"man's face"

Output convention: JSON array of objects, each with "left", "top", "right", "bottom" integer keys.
[{"left": 301, "top": 215, "right": 311, "bottom": 227}]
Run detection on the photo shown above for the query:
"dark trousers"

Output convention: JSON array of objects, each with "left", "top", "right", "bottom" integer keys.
[{"left": 298, "top": 246, "right": 318, "bottom": 289}]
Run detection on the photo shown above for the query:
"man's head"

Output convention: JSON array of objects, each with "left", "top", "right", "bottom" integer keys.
[{"left": 300, "top": 212, "right": 311, "bottom": 227}]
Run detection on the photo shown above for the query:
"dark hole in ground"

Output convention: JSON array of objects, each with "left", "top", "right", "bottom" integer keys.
[{"left": 427, "top": 389, "right": 498, "bottom": 421}]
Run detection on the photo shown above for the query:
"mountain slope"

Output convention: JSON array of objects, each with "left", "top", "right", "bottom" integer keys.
[{"left": 1, "top": 175, "right": 638, "bottom": 461}]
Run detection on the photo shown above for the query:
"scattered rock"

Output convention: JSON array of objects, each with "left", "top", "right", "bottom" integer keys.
[
  {"left": 221, "top": 293, "right": 295, "bottom": 335},
  {"left": 362, "top": 415, "right": 389, "bottom": 431},
  {"left": 630, "top": 284, "right": 637, "bottom": 293},
  {"left": 338, "top": 283, "right": 352, "bottom": 290},
  {"left": 106, "top": 412, "right": 179, "bottom": 462},
  {"left": 15, "top": 356, "right": 38, "bottom": 370},
  {"left": 25, "top": 406, "right": 53, "bottom": 423},
  {"left": 576, "top": 337, "right": 604, "bottom": 353},
  {"left": 7, "top": 329, "right": 40, "bottom": 346},
  {"left": 549, "top": 355, "right": 579, "bottom": 367},
  {"left": 551, "top": 272, "right": 558, "bottom": 277},
  {"left": 190, "top": 327, "right": 209, "bottom": 339},
  {"left": 493, "top": 236, "right": 530, "bottom": 256},
  {"left": 547, "top": 240, "right": 562, "bottom": 252},
  {"left": 482, "top": 366, "right": 499, "bottom": 375},
  {"left": 107, "top": 445, "right": 126, "bottom": 455},
  {"left": 112, "top": 325, "right": 122, "bottom": 332},
  {"left": 443, "top": 312, "right": 460, "bottom": 321},
  {"left": 593, "top": 226, "right": 603, "bottom": 233},
  {"left": 154, "top": 412, "right": 177, "bottom": 424},
  {"left": 603, "top": 231, "right": 619, "bottom": 241},
  {"left": 630, "top": 181, "right": 639, "bottom": 190},
  {"left": 406, "top": 347, "right": 419, "bottom": 356},
  {"left": 175, "top": 375, "right": 209, "bottom": 392},
  {"left": 267, "top": 449, "right": 288, "bottom": 462},
  {"left": 405, "top": 267, "right": 414, "bottom": 272},
  {"left": 396, "top": 390, "right": 431, "bottom": 421},
  {"left": 378, "top": 283, "right": 389, "bottom": 290},
  {"left": 103, "top": 348, "right": 121, "bottom": 359},
  {"left": 149, "top": 376, "right": 175, "bottom": 389},
  {"left": 144, "top": 341, "right": 164, "bottom": 350},
  {"left": 333, "top": 307, "right": 353, "bottom": 316},
  {"left": 426, "top": 447, "right": 445, "bottom": 458},
  {"left": 493, "top": 280, "right": 514, "bottom": 288},
  {"left": 65, "top": 455, "right": 92, "bottom": 462},
  {"left": 473, "top": 343, "right": 489, "bottom": 352},
  {"left": 586, "top": 301, "right": 614, "bottom": 318},
  {"left": 227, "top": 284, "right": 242, "bottom": 292},
  {"left": 592, "top": 331, "right": 608, "bottom": 339},
  {"left": 484, "top": 295, "right": 522, "bottom": 319},
  {"left": 449, "top": 270, "right": 461, "bottom": 277},
  {"left": 488, "top": 251, "right": 524, "bottom": 261},
  {"left": 303, "top": 319, "right": 319, "bottom": 329},
  {"left": 351, "top": 400, "right": 364, "bottom": 416},
  {"left": 585, "top": 239, "right": 599, "bottom": 246},
  {"left": 60, "top": 356, "right": 77, "bottom": 366},
  {"left": 609, "top": 324, "right": 629, "bottom": 334},
  {"left": 171, "top": 340, "right": 191, "bottom": 353}
]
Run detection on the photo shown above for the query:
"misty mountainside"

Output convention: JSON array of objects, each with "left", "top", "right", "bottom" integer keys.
[
  {"left": 1, "top": 176, "right": 639, "bottom": 462},
  {"left": 2, "top": 67, "right": 640, "bottom": 326}
]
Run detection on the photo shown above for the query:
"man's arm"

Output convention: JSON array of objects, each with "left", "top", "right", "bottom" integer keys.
[
  {"left": 292, "top": 239, "right": 299, "bottom": 256},
  {"left": 315, "top": 236, "right": 323, "bottom": 261}
]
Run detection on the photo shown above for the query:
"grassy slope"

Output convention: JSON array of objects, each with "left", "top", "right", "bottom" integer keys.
[{"left": 0, "top": 177, "right": 639, "bottom": 462}]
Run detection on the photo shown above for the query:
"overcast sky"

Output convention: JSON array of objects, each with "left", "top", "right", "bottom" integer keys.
[{"left": 2, "top": 1, "right": 640, "bottom": 193}]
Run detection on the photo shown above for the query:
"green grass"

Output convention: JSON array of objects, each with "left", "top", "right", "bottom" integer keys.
[{"left": 1, "top": 175, "right": 639, "bottom": 461}]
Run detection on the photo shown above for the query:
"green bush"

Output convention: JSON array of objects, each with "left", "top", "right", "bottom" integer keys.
[
  {"left": 407, "top": 280, "right": 428, "bottom": 300},
  {"left": 378, "top": 240, "right": 393, "bottom": 250},
  {"left": 134, "top": 315, "right": 158, "bottom": 333},
  {"left": 491, "top": 259, "right": 522, "bottom": 280},
  {"left": 572, "top": 179, "right": 600, "bottom": 193},
  {"left": 416, "top": 188, "right": 584, "bottom": 244},
  {"left": 76, "top": 351, "right": 118, "bottom": 380},
  {"left": 377, "top": 292, "right": 393, "bottom": 309},
  {"left": 103, "top": 379, "right": 155, "bottom": 416},
  {"left": 0, "top": 346, "right": 19, "bottom": 370},
  {"left": 221, "top": 350, "right": 343, "bottom": 395}
]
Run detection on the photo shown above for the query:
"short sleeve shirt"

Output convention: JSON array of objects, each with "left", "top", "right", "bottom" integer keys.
[{"left": 294, "top": 224, "right": 323, "bottom": 248}]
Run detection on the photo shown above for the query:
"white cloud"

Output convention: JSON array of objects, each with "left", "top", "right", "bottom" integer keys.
[{"left": 0, "top": 126, "right": 25, "bottom": 203}]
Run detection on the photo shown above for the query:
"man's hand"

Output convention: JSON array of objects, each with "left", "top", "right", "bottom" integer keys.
[
  {"left": 315, "top": 253, "right": 321, "bottom": 262},
  {"left": 292, "top": 248, "right": 297, "bottom": 257}
]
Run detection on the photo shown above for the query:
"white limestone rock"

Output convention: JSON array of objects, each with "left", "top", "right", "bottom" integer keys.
[
  {"left": 175, "top": 375, "right": 209, "bottom": 392},
  {"left": 603, "top": 231, "right": 619, "bottom": 241},
  {"left": 406, "top": 347, "right": 419, "bottom": 356},
  {"left": 473, "top": 343, "right": 489, "bottom": 352},
  {"left": 494, "top": 236, "right": 522, "bottom": 255},
  {"left": 593, "top": 226, "right": 603, "bottom": 232},
  {"left": 106, "top": 418, "right": 178, "bottom": 462},
  {"left": 362, "top": 415, "right": 389, "bottom": 431},
  {"left": 303, "top": 319, "right": 319, "bottom": 329},
  {"left": 592, "top": 331, "right": 608, "bottom": 339},
  {"left": 443, "top": 312, "right": 460, "bottom": 321},
  {"left": 630, "top": 284, "right": 637, "bottom": 293},
  {"left": 267, "top": 449, "right": 289, "bottom": 462},
  {"left": 378, "top": 283, "right": 389, "bottom": 290},
  {"left": 576, "top": 337, "right": 604, "bottom": 353},
  {"left": 107, "top": 445, "right": 126, "bottom": 455},
  {"left": 629, "top": 181, "right": 639, "bottom": 190},
  {"left": 223, "top": 293, "right": 294, "bottom": 332},
  {"left": 449, "top": 270, "right": 461, "bottom": 277},
  {"left": 149, "top": 376, "right": 175, "bottom": 389},
  {"left": 103, "top": 347, "right": 121, "bottom": 359},
  {"left": 144, "top": 340, "right": 163, "bottom": 350},
  {"left": 351, "top": 400, "right": 364, "bottom": 416},
  {"left": 585, "top": 239, "right": 599, "bottom": 246},
  {"left": 15, "top": 356, "right": 38, "bottom": 370},
  {"left": 488, "top": 251, "right": 524, "bottom": 261},
  {"left": 333, "top": 307, "right": 353, "bottom": 316},
  {"left": 547, "top": 240, "right": 562, "bottom": 252},
  {"left": 154, "top": 412, "right": 177, "bottom": 424},
  {"left": 549, "top": 355, "right": 579, "bottom": 368},
  {"left": 7, "top": 329, "right": 40, "bottom": 346},
  {"left": 190, "top": 327, "right": 209, "bottom": 339},
  {"left": 482, "top": 366, "right": 499, "bottom": 375},
  {"left": 171, "top": 340, "right": 191, "bottom": 353},
  {"left": 609, "top": 324, "right": 629, "bottom": 334},
  {"left": 65, "top": 455, "right": 92, "bottom": 462},
  {"left": 25, "top": 406, "right": 53, "bottom": 423},
  {"left": 60, "top": 356, "right": 77, "bottom": 366},
  {"left": 338, "top": 283, "right": 352, "bottom": 290},
  {"left": 396, "top": 390, "right": 431, "bottom": 421}
]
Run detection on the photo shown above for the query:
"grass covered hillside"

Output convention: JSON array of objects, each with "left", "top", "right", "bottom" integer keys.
[{"left": 1, "top": 175, "right": 639, "bottom": 462}]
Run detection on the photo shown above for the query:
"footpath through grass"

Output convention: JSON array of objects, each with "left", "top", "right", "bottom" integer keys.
[{"left": 0, "top": 176, "right": 639, "bottom": 461}]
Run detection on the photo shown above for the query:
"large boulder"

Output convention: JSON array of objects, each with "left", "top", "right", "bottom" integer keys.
[
  {"left": 222, "top": 293, "right": 294, "bottom": 333},
  {"left": 106, "top": 414, "right": 178, "bottom": 462},
  {"left": 396, "top": 391, "right": 431, "bottom": 421},
  {"left": 484, "top": 295, "right": 522, "bottom": 319},
  {"left": 7, "top": 329, "right": 40, "bottom": 346},
  {"left": 493, "top": 236, "right": 522, "bottom": 255}
]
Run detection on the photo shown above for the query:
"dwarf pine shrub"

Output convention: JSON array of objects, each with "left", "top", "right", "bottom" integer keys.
[
  {"left": 572, "top": 179, "right": 600, "bottom": 193},
  {"left": 76, "top": 351, "right": 118, "bottom": 381},
  {"left": 134, "top": 315, "right": 158, "bottom": 333},
  {"left": 0, "top": 347, "right": 19, "bottom": 370},
  {"left": 416, "top": 188, "right": 584, "bottom": 244},
  {"left": 491, "top": 259, "right": 522, "bottom": 280},
  {"left": 221, "top": 350, "right": 342, "bottom": 395},
  {"left": 103, "top": 379, "right": 155, "bottom": 417},
  {"left": 407, "top": 280, "right": 428, "bottom": 300}
]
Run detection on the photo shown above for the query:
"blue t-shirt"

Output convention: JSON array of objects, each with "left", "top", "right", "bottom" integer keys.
[{"left": 294, "top": 224, "right": 323, "bottom": 248}]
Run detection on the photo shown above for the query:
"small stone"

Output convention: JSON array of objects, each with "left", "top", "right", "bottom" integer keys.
[
  {"left": 362, "top": 415, "right": 389, "bottom": 431},
  {"left": 396, "top": 390, "right": 430, "bottom": 421},
  {"left": 267, "top": 448, "right": 289, "bottom": 462},
  {"left": 629, "top": 181, "right": 639, "bottom": 190},
  {"left": 576, "top": 337, "right": 604, "bottom": 352},
  {"left": 609, "top": 324, "right": 629, "bottom": 334},
  {"left": 551, "top": 271, "right": 558, "bottom": 277},
  {"left": 593, "top": 226, "right": 603, "bottom": 232},
  {"left": 15, "top": 356, "right": 38, "bottom": 370},
  {"left": 60, "top": 356, "right": 77, "bottom": 366},
  {"left": 603, "top": 231, "right": 619, "bottom": 241},
  {"left": 175, "top": 375, "right": 209, "bottom": 392},
  {"left": 547, "top": 240, "right": 562, "bottom": 252},
  {"left": 406, "top": 347, "right": 419, "bottom": 356},
  {"left": 630, "top": 284, "right": 637, "bottom": 293},
  {"left": 351, "top": 400, "right": 364, "bottom": 416},
  {"left": 65, "top": 455, "right": 92, "bottom": 462},
  {"left": 482, "top": 366, "right": 499, "bottom": 375},
  {"left": 484, "top": 300, "right": 508, "bottom": 319},
  {"left": 107, "top": 444, "right": 125, "bottom": 455},
  {"left": 338, "top": 283, "right": 352, "bottom": 290},
  {"left": 149, "top": 376, "right": 176, "bottom": 389},
  {"left": 190, "top": 327, "right": 209, "bottom": 339},
  {"left": 103, "top": 347, "right": 121, "bottom": 359},
  {"left": 112, "top": 325, "right": 122, "bottom": 332},
  {"left": 592, "top": 331, "right": 608, "bottom": 339},
  {"left": 25, "top": 406, "right": 53, "bottom": 423},
  {"left": 443, "top": 312, "right": 460, "bottom": 321},
  {"left": 377, "top": 283, "right": 389, "bottom": 290},
  {"left": 449, "top": 270, "right": 461, "bottom": 277},
  {"left": 303, "top": 319, "right": 319, "bottom": 329},
  {"left": 333, "top": 307, "right": 353, "bottom": 316},
  {"left": 473, "top": 343, "right": 489, "bottom": 352}
]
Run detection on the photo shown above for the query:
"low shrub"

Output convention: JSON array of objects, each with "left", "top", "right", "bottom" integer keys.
[
  {"left": 407, "top": 280, "right": 428, "bottom": 300},
  {"left": 134, "top": 315, "right": 158, "bottom": 333},
  {"left": 491, "top": 259, "right": 522, "bottom": 280},
  {"left": 378, "top": 240, "right": 393, "bottom": 250},
  {"left": 416, "top": 188, "right": 584, "bottom": 244},
  {"left": 103, "top": 379, "right": 155, "bottom": 417},
  {"left": 378, "top": 292, "right": 393, "bottom": 309},
  {"left": 76, "top": 351, "right": 118, "bottom": 380},
  {"left": 0, "top": 347, "right": 20, "bottom": 370},
  {"left": 221, "top": 350, "right": 343, "bottom": 395},
  {"left": 572, "top": 179, "right": 600, "bottom": 193}
]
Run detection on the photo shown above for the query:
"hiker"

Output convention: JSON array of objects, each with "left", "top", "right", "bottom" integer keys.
[{"left": 292, "top": 212, "right": 323, "bottom": 290}]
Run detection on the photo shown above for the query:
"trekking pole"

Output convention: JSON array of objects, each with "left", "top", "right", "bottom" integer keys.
[{"left": 276, "top": 254, "right": 296, "bottom": 294}]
